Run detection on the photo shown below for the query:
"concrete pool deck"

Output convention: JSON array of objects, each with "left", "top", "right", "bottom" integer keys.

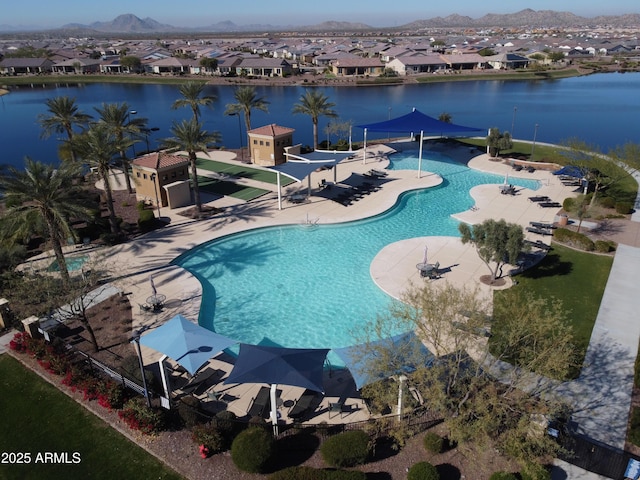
[{"left": 54, "top": 141, "right": 640, "bottom": 445}]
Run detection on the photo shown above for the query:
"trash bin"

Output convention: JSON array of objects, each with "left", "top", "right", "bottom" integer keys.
[{"left": 557, "top": 214, "right": 568, "bottom": 226}]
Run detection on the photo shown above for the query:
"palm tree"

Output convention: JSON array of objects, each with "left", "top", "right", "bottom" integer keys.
[
  {"left": 38, "top": 96, "right": 92, "bottom": 162},
  {"left": 292, "top": 90, "right": 338, "bottom": 150},
  {"left": 94, "top": 102, "right": 148, "bottom": 194},
  {"left": 171, "top": 81, "right": 216, "bottom": 123},
  {"left": 161, "top": 119, "right": 221, "bottom": 214},
  {"left": 0, "top": 158, "right": 90, "bottom": 286},
  {"left": 224, "top": 86, "right": 270, "bottom": 135},
  {"left": 73, "top": 124, "right": 123, "bottom": 234}
]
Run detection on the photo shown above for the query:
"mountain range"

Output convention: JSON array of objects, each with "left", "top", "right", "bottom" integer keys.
[{"left": 2, "top": 10, "right": 640, "bottom": 34}]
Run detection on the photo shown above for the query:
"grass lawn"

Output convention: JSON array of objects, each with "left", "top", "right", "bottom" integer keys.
[
  {"left": 494, "top": 243, "right": 613, "bottom": 362},
  {"left": 195, "top": 157, "right": 295, "bottom": 186},
  {"left": 197, "top": 175, "right": 270, "bottom": 201},
  {"left": 0, "top": 355, "right": 183, "bottom": 480}
]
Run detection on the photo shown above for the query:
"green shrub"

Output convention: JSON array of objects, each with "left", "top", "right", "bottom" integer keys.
[
  {"left": 117, "top": 397, "right": 166, "bottom": 434},
  {"left": 213, "top": 410, "right": 241, "bottom": 438},
  {"left": 192, "top": 423, "right": 226, "bottom": 454},
  {"left": 138, "top": 208, "right": 156, "bottom": 230},
  {"left": 320, "top": 430, "right": 371, "bottom": 468},
  {"left": 594, "top": 240, "right": 616, "bottom": 253},
  {"left": 177, "top": 395, "right": 204, "bottom": 428},
  {"left": 520, "top": 462, "right": 551, "bottom": 480},
  {"left": 562, "top": 197, "right": 575, "bottom": 211},
  {"left": 137, "top": 200, "right": 147, "bottom": 212},
  {"left": 231, "top": 426, "right": 274, "bottom": 473},
  {"left": 422, "top": 432, "right": 444, "bottom": 453},
  {"left": 553, "top": 228, "right": 595, "bottom": 251},
  {"left": 326, "top": 470, "right": 367, "bottom": 480},
  {"left": 407, "top": 461, "right": 439, "bottom": 480},
  {"left": 598, "top": 196, "right": 616, "bottom": 209},
  {"left": 489, "top": 473, "right": 518, "bottom": 480},
  {"left": 615, "top": 202, "right": 633, "bottom": 214}
]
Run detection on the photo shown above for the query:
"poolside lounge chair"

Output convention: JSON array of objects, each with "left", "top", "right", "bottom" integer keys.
[
  {"left": 288, "top": 389, "right": 320, "bottom": 421},
  {"left": 526, "top": 226, "right": 553, "bottom": 236},
  {"left": 530, "top": 221, "right": 556, "bottom": 230},
  {"left": 524, "top": 239, "right": 551, "bottom": 251},
  {"left": 538, "top": 201, "right": 562, "bottom": 208},
  {"left": 329, "top": 400, "right": 347, "bottom": 419},
  {"left": 528, "top": 196, "right": 551, "bottom": 203},
  {"left": 247, "top": 386, "right": 271, "bottom": 418}
]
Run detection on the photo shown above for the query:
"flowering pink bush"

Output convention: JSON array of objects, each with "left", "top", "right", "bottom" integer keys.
[
  {"left": 199, "top": 444, "right": 210, "bottom": 459},
  {"left": 9, "top": 331, "right": 29, "bottom": 353}
]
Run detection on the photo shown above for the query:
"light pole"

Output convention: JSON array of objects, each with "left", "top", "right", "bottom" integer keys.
[
  {"left": 232, "top": 113, "right": 243, "bottom": 161},
  {"left": 531, "top": 123, "right": 539, "bottom": 160},
  {"left": 387, "top": 106, "right": 392, "bottom": 142},
  {"left": 127, "top": 110, "right": 137, "bottom": 157},
  {"left": 150, "top": 173, "right": 161, "bottom": 219},
  {"left": 131, "top": 331, "right": 151, "bottom": 407},
  {"left": 511, "top": 106, "right": 517, "bottom": 138}
]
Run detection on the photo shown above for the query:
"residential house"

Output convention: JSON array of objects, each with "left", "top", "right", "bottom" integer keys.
[
  {"left": 52, "top": 57, "right": 102, "bottom": 74},
  {"left": 387, "top": 53, "right": 447, "bottom": 75},
  {"left": 235, "top": 57, "right": 294, "bottom": 77},
  {"left": 484, "top": 53, "right": 531, "bottom": 70},
  {"left": 248, "top": 124, "right": 295, "bottom": 166},
  {"left": 148, "top": 57, "right": 195, "bottom": 75},
  {"left": 330, "top": 57, "right": 385, "bottom": 77},
  {"left": 439, "top": 53, "right": 486, "bottom": 70},
  {"left": 0, "top": 57, "right": 54, "bottom": 75}
]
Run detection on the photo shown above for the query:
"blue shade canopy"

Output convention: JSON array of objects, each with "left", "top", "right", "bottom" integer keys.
[
  {"left": 333, "top": 331, "right": 433, "bottom": 390},
  {"left": 139, "top": 314, "right": 238, "bottom": 375},
  {"left": 356, "top": 108, "right": 483, "bottom": 136},
  {"left": 553, "top": 165, "right": 588, "bottom": 178},
  {"left": 224, "top": 344, "right": 330, "bottom": 393}
]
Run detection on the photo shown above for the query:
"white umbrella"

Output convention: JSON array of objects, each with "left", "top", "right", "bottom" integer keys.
[
  {"left": 422, "top": 246, "right": 428, "bottom": 265},
  {"left": 150, "top": 275, "right": 157, "bottom": 296}
]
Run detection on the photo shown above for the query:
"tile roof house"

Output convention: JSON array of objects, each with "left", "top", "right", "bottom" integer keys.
[
  {"left": 248, "top": 124, "right": 295, "bottom": 166},
  {"left": 0, "top": 57, "right": 54, "bottom": 75},
  {"left": 330, "top": 57, "right": 386, "bottom": 77},
  {"left": 132, "top": 153, "right": 190, "bottom": 208}
]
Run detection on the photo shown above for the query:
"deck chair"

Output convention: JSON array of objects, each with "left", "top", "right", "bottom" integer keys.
[
  {"left": 288, "top": 389, "right": 320, "bottom": 421},
  {"left": 247, "top": 386, "right": 271, "bottom": 418},
  {"left": 329, "top": 400, "right": 346, "bottom": 419}
]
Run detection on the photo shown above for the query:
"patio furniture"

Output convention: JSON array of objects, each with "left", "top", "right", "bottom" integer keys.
[
  {"left": 530, "top": 221, "right": 556, "bottom": 230},
  {"left": 528, "top": 196, "right": 551, "bottom": 202},
  {"left": 329, "top": 400, "right": 347, "bottom": 419},
  {"left": 418, "top": 261, "right": 440, "bottom": 279},
  {"left": 500, "top": 184, "right": 517, "bottom": 195},
  {"left": 146, "top": 294, "right": 166, "bottom": 311},
  {"left": 288, "top": 389, "right": 320, "bottom": 421},
  {"left": 538, "top": 201, "right": 562, "bottom": 208},
  {"left": 247, "top": 386, "right": 272, "bottom": 418},
  {"left": 526, "top": 226, "right": 553, "bottom": 236}
]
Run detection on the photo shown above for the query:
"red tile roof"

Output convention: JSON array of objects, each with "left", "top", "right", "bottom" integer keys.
[
  {"left": 132, "top": 152, "right": 189, "bottom": 170},
  {"left": 249, "top": 123, "right": 295, "bottom": 137}
]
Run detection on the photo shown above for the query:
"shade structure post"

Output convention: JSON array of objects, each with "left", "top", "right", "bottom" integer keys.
[
  {"left": 277, "top": 172, "right": 282, "bottom": 210},
  {"left": 270, "top": 384, "right": 279, "bottom": 436},
  {"left": 417, "top": 130, "right": 424, "bottom": 178},
  {"left": 133, "top": 335, "right": 151, "bottom": 407},
  {"left": 362, "top": 128, "right": 368, "bottom": 164},
  {"left": 159, "top": 354, "right": 170, "bottom": 409}
]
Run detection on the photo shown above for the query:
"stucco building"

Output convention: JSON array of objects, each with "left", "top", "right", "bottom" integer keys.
[{"left": 247, "top": 124, "right": 295, "bottom": 166}]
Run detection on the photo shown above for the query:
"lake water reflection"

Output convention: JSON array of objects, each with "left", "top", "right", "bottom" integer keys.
[{"left": 1, "top": 72, "right": 639, "bottom": 169}]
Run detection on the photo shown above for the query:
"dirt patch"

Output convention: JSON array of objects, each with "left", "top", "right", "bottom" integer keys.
[
  {"left": 178, "top": 205, "right": 224, "bottom": 220},
  {"left": 479, "top": 275, "right": 507, "bottom": 287},
  {"left": 57, "top": 293, "right": 136, "bottom": 370}
]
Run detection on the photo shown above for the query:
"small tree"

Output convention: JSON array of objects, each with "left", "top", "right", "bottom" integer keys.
[
  {"left": 486, "top": 128, "right": 513, "bottom": 158},
  {"left": 120, "top": 55, "right": 142, "bottom": 73},
  {"left": 438, "top": 112, "right": 452, "bottom": 123},
  {"left": 564, "top": 194, "right": 591, "bottom": 233},
  {"left": 458, "top": 219, "right": 524, "bottom": 282}
]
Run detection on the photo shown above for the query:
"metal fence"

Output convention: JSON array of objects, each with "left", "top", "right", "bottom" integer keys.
[{"left": 558, "top": 433, "right": 637, "bottom": 479}]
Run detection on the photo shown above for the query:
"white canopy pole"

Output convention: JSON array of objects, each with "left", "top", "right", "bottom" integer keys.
[
  {"left": 362, "top": 128, "right": 368, "bottom": 165},
  {"left": 397, "top": 374, "right": 407, "bottom": 419},
  {"left": 307, "top": 175, "right": 311, "bottom": 198},
  {"left": 277, "top": 172, "right": 282, "bottom": 210},
  {"left": 417, "top": 130, "right": 424, "bottom": 178},
  {"left": 270, "top": 384, "right": 279, "bottom": 436},
  {"left": 158, "top": 354, "right": 171, "bottom": 410}
]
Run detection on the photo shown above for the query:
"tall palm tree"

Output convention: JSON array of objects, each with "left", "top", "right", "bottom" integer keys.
[
  {"left": 0, "top": 158, "right": 90, "bottom": 286},
  {"left": 292, "top": 90, "right": 338, "bottom": 150},
  {"left": 73, "top": 124, "right": 123, "bottom": 234},
  {"left": 171, "top": 81, "right": 216, "bottom": 123},
  {"left": 38, "top": 96, "right": 92, "bottom": 162},
  {"left": 224, "top": 86, "right": 270, "bottom": 136},
  {"left": 94, "top": 102, "right": 148, "bottom": 194},
  {"left": 161, "top": 119, "right": 221, "bottom": 214}
]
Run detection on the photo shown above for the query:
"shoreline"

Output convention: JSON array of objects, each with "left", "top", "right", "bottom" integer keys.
[{"left": 0, "top": 65, "right": 621, "bottom": 89}]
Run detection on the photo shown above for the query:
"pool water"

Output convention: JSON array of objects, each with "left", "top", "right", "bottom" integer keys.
[
  {"left": 174, "top": 150, "right": 540, "bottom": 356},
  {"left": 47, "top": 255, "right": 89, "bottom": 272}
]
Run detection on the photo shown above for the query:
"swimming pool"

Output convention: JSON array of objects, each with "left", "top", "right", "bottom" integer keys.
[
  {"left": 174, "top": 150, "right": 540, "bottom": 356},
  {"left": 47, "top": 255, "right": 89, "bottom": 272}
]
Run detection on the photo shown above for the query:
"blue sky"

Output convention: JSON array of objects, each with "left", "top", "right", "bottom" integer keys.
[{"left": 3, "top": 1, "right": 639, "bottom": 28}]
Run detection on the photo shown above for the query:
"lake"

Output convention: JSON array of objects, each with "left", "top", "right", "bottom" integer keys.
[{"left": 1, "top": 72, "right": 639, "bottom": 170}]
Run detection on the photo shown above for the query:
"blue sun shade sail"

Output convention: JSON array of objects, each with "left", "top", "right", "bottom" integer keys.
[
  {"left": 139, "top": 314, "right": 238, "bottom": 375},
  {"left": 224, "top": 344, "right": 330, "bottom": 393},
  {"left": 333, "top": 331, "right": 432, "bottom": 390},
  {"left": 553, "top": 165, "right": 588, "bottom": 178},
  {"left": 356, "top": 108, "right": 483, "bottom": 136}
]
